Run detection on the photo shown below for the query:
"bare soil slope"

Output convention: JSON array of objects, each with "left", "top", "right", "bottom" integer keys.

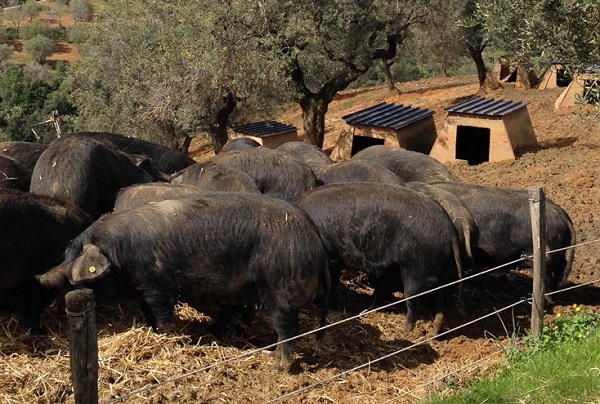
[{"left": 1, "top": 75, "right": 599, "bottom": 403}]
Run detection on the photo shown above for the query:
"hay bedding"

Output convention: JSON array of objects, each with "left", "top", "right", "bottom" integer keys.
[{"left": 0, "top": 275, "right": 514, "bottom": 404}]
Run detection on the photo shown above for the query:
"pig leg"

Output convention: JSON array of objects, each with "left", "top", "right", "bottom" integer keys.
[
  {"left": 404, "top": 298, "right": 417, "bottom": 333},
  {"left": 431, "top": 286, "right": 451, "bottom": 335},
  {"left": 18, "top": 281, "right": 48, "bottom": 334},
  {"left": 328, "top": 264, "right": 343, "bottom": 309},
  {"left": 266, "top": 307, "right": 299, "bottom": 372},
  {"left": 240, "top": 304, "right": 258, "bottom": 327},
  {"left": 210, "top": 305, "right": 236, "bottom": 335},
  {"left": 432, "top": 311, "right": 445, "bottom": 335},
  {"left": 139, "top": 289, "right": 176, "bottom": 333},
  {"left": 403, "top": 277, "right": 421, "bottom": 333}
]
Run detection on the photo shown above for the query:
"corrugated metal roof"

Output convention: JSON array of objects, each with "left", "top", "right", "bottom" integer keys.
[
  {"left": 342, "top": 102, "right": 434, "bottom": 130},
  {"left": 232, "top": 120, "right": 297, "bottom": 138},
  {"left": 445, "top": 97, "right": 526, "bottom": 116}
]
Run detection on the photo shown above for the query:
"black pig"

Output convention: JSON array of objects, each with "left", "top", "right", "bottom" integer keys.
[
  {"left": 171, "top": 162, "right": 260, "bottom": 193},
  {"left": 295, "top": 182, "right": 464, "bottom": 334},
  {"left": 38, "top": 192, "right": 330, "bottom": 371},
  {"left": 0, "top": 189, "right": 92, "bottom": 331},
  {"left": 277, "top": 141, "right": 334, "bottom": 174},
  {"left": 210, "top": 147, "right": 319, "bottom": 201},
  {"left": 30, "top": 136, "right": 169, "bottom": 218},
  {"left": 431, "top": 182, "right": 575, "bottom": 293},
  {"left": 65, "top": 132, "right": 195, "bottom": 174}
]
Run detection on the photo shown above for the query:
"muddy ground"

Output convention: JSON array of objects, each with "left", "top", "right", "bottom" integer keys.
[{"left": 1, "top": 75, "right": 599, "bottom": 403}]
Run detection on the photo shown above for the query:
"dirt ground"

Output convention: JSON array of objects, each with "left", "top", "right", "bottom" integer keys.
[{"left": 1, "top": 75, "right": 599, "bottom": 403}]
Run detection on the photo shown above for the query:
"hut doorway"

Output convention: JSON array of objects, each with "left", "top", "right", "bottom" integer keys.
[
  {"left": 455, "top": 125, "right": 490, "bottom": 165},
  {"left": 351, "top": 135, "right": 384, "bottom": 157}
]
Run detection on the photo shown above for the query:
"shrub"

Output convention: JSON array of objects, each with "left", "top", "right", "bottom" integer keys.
[
  {"left": 67, "top": 22, "right": 91, "bottom": 44},
  {"left": 4, "top": 28, "right": 19, "bottom": 41},
  {"left": 19, "top": 21, "right": 53, "bottom": 41},
  {"left": 20, "top": 21, "right": 67, "bottom": 41},
  {"left": 23, "top": 35, "right": 54, "bottom": 64},
  {"left": 70, "top": 0, "right": 94, "bottom": 23},
  {"left": 0, "top": 44, "right": 14, "bottom": 62},
  {"left": 0, "top": 26, "right": 7, "bottom": 42}
]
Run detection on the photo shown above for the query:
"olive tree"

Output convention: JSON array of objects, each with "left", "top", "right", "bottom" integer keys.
[
  {"left": 475, "top": 0, "right": 599, "bottom": 73},
  {"left": 415, "top": 0, "right": 468, "bottom": 78},
  {"left": 250, "top": 0, "right": 430, "bottom": 147},
  {"left": 69, "top": 0, "right": 93, "bottom": 24},
  {"left": 23, "top": 0, "right": 41, "bottom": 22},
  {"left": 457, "top": 0, "right": 489, "bottom": 87},
  {"left": 68, "top": 0, "right": 437, "bottom": 151},
  {"left": 3, "top": 0, "right": 28, "bottom": 32},
  {"left": 68, "top": 0, "right": 286, "bottom": 152},
  {"left": 23, "top": 34, "right": 54, "bottom": 63}
]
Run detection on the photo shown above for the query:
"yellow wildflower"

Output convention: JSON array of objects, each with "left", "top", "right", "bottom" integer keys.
[
  {"left": 575, "top": 306, "right": 581, "bottom": 312},
  {"left": 572, "top": 304, "right": 578, "bottom": 309},
  {"left": 578, "top": 333, "right": 583, "bottom": 339},
  {"left": 556, "top": 313, "right": 561, "bottom": 318}
]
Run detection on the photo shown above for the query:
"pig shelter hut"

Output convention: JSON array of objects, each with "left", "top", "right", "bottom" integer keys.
[
  {"left": 488, "top": 57, "right": 538, "bottom": 89},
  {"left": 330, "top": 102, "right": 436, "bottom": 161},
  {"left": 554, "top": 64, "right": 600, "bottom": 109},
  {"left": 230, "top": 120, "right": 299, "bottom": 149},
  {"left": 537, "top": 60, "right": 571, "bottom": 90},
  {"left": 430, "top": 97, "right": 537, "bottom": 165}
]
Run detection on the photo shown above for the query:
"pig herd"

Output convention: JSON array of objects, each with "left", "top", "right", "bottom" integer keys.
[{"left": 0, "top": 133, "right": 575, "bottom": 371}]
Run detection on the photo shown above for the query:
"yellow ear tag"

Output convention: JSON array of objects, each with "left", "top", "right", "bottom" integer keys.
[{"left": 89, "top": 266, "right": 96, "bottom": 273}]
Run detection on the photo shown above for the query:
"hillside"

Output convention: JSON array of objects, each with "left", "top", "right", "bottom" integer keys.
[
  {"left": 1, "top": 1, "right": 79, "bottom": 63},
  {"left": 2, "top": 76, "right": 599, "bottom": 403}
]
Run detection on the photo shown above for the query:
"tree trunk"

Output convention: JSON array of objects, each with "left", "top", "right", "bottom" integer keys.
[
  {"left": 441, "top": 57, "right": 450, "bottom": 77},
  {"left": 180, "top": 135, "right": 192, "bottom": 154},
  {"left": 158, "top": 122, "right": 181, "bottom": 149},
  {"left": 300, "top": 96, "right": 328, "bottom": 148},
  {"left": 211, "top": 90, "right": 238, "bottom": 154},
  {"left": 212, "top": 127, "right": 228, "bottom": 154},
  {"left": 468, "top": 44, "right": 487, "bottom": 87},
  {"left": 383, "top": 59, "right": 397, "bottom": 91},
  {"left": 288, "top": 56, "right": 365, "bottom": 149}
]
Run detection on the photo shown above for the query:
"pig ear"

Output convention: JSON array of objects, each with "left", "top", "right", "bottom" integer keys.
[
  {"left": 69, "top": 244, "right": 111, "bottom": 285},
  {"left": 129, "top": 154, "right": 153, "bottom": 170}
]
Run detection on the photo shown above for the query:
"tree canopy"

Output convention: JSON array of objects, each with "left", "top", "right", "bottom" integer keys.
[
  {"left": 475, "top": 0, "right": 599, "bottom": 72},
  {"left": 66, "top": 0, "right": 436, "bottom": 149},
  {"left": 67, "top": 0, "right": 288, "bottom": 152},
  {"left": 0, "top": 62, "right": 73, "bottom": 142}
]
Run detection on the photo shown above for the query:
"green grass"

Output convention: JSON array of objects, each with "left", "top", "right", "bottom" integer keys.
[{"left": 430, "top": 307, "right": 600, "bottom": 404}]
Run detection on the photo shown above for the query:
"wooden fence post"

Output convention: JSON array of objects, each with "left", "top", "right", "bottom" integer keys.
[
  {"left": 529, "top": 186, "right": 547, "bottom": 338},
  {"left": 66, "top": 288, "right": 99, "bottom": 404}
]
